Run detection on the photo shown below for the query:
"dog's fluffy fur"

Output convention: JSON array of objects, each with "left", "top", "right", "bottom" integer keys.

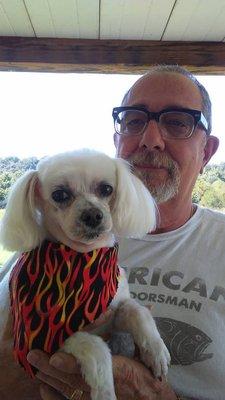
[{"left": 0, "top": 149, "right": 170, "bottom": 400}]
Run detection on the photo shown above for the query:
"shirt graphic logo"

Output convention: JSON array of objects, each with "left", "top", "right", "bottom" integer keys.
[{"left": 155, "top": 317, "right": 213, "bottom": 365}]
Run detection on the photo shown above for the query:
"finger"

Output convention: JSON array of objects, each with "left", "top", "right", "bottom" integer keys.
[
  {"left": 145, "top": 373, "right": 165, "bottom": 393},
  {"left": 27, "top": 350, "right": 89, "bottom": 390},
  {"left": 113, "top": 355, "right": 162, "bottom": 393},
  {"left": 36, "top": 369, "right": 89, "bottom": 393},
  {"left": 28, "top": 350, "right": 80, "bottom": 375},
  {"left": 50, "top": 352, "right": 81, "bottom": 374},
  {"left": 49, "top": 353, "right": 90, "bottom": 391},
  {"left": 40, "top": 382, "right": 90, "bottom": 400},
  {"left": 40, "top": 383, "right": 64, "bottom": 400}
]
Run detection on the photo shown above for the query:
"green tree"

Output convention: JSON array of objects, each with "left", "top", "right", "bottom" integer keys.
[
  {"left": 0, "top": 156, "right": 39, "bottom": 208},
  {"left": 192, "top": 177, "right": 210, "bottom": 203}
]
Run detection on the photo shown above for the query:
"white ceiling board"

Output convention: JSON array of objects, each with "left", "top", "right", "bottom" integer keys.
[
  {"left": 204, "top": 3, "right": 225, "bottom": 41},
  {"left": 75, "top": 0, "right": 99, "bottom": 39},
  {"left": 0, "top": 0, "right": 224, "bottom": 42},
  {"left": 0, "top": 3, "right": 15, "bottom": 35},
  {"left": 100, "top": 0, "right": 176, "bottom": 40},
  {"left": 47, "top": 0, "right": 99, "bottom": 39},
  {"left": 24, "top": 0, "right": 56, "bottom": 37},
  {"left": 142, "top": 0, "right": 176, "bottom": 40},
  {"left": 163, "top": 0, "right": 225, "bottom": 41},
  {"left": 24, "top": 0, "right": 99, "bottom": 39},
  {"left": 0, "top": 0, "right": 34, "bottom": 36}
]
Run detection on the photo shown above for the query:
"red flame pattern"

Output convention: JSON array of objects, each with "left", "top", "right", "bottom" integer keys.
[{"left": 9, "top": 240, "right": 119, "bottom": 377}]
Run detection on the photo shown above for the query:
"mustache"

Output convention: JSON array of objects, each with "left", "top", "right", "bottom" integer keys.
[{"left": 127, "top": 151, "right": 178, "bottom": 173}]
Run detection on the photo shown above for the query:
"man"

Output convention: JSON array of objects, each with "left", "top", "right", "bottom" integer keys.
[
  {"left": 1, "top": 65, "right": 223, "bottom": 400},
  {"left": 112, "top": 65, "right": 223, "bottom": 399}
]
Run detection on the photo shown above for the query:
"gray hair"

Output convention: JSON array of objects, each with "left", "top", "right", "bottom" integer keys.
[{"left": 122, "top": 65, "right": 212, "bottom": 134}]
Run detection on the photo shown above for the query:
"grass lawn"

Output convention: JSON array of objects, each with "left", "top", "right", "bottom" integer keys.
[{"left": 0, "top": 209, "right": 14, "bottom": 266}]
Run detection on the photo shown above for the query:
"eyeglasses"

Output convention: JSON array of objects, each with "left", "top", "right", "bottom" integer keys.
[{"left": 112, "top": 106, "right": 209, "bottom": 139}]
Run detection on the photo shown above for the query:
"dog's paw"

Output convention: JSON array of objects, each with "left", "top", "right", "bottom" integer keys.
[
  {"left": 140, "top": 336, "right": 171, "bottom": 377},
  {"left": 62, "top": 332, "right": 117, "bottom": 400}
]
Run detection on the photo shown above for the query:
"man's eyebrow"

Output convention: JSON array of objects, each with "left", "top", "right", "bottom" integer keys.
[
  {"left": 163, "top": 105, "right": 193, "bottom": 111},
  {"left": 128, "top": 104, "right": 193, "bottom": 111}
]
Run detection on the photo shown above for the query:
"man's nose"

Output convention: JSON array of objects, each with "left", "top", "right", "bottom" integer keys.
[{"left": 138, "top": 120, "right": 165, "bottom": 151}]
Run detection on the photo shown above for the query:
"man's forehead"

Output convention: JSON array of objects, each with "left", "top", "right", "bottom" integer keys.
[{"left": 124, "top": 72, "right": 202, "bottom": 109}]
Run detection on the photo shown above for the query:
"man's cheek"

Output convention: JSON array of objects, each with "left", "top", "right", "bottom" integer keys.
[{"left": 118, "top": 141, "right": 138, "bottom": 158}]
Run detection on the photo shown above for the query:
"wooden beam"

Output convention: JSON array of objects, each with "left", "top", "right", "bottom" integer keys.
[{"left": 0, "top": 36, "right": 225, "bottom": 74}]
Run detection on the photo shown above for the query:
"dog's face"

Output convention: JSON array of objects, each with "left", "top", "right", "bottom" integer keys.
[
  {"left": 0, "top": 149, "right": 156, "bottom": 252},
  {"left": 37, "top": 152, "right": 117, "bottom": 248}
]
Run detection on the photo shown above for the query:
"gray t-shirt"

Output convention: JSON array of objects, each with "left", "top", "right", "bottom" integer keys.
[{"left": 118, "top": 206, "right": 225, "bottom": 400}]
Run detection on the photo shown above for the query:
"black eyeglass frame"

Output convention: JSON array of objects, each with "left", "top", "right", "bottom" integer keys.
[{"left": 112, "top": 106, "right": 209, "bottom": 138}]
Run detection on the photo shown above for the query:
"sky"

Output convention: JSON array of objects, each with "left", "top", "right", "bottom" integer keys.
[{"left": 0, "top": 71, "right": 224, "bottom": 165}]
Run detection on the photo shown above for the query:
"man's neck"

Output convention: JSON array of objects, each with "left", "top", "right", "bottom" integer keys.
[{"left": 152, "top": 199, "right": 195, "bottom": 234}]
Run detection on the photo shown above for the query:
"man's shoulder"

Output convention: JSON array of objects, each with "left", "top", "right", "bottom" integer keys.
[
  {"left": 200, "top": 206, "right": 225, "bottom": 225},
  {"left": 198, "top": 207, "right": 225, "bottom": 241}
]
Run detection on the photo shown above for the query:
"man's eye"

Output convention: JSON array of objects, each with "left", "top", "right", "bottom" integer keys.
[
  {"left": 126, "top": 118, "right": 145, "bottom": 128},
  {"left": 127, "top": 118, "right": 143, "bottom": 125},
  {"left": 97, "top": 183, "right": 113, "bottom": 197},
  {"left": 166, "top": 119, "right": 186, "bottom": 128},
  {"left": 51, "top": 190, "right": 71, "bottom": 203}
]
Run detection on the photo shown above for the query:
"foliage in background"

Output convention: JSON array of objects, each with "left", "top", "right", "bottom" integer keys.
[
  {"left": 0, "top": 156, "right": 39, "bottom": 208},
  {"left": 0, "top": 158, "right": 225, "bottom": 266},
  {"left": 1, "top": 158, "right": 225, "bottom": 209},
  {"left": 192, "top": 163, "right": 225, "bottom": 209}
]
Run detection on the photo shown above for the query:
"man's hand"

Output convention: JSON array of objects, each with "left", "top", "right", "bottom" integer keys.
[
  {"left": 28, "top": 350, "right": 177, "bottom": 400},
  {"left": 113, "top": 355, "right": 177, "bottom": 400},
  {"left": 27, "top": 307, "right": 177, "bottom": 400},
  {"left": 27, "top": 308, "right": 114, "bottom": 400},
  {"left": 27, "top": 350, "right": 90, "bottom": 400}
]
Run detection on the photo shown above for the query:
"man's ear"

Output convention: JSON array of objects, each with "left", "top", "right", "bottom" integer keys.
[{"left": 200, "top": 135, "right": 219, "bottom": 174}]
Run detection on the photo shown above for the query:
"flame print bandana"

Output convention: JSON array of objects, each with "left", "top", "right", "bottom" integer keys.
[{"left": 9, "top": 240, "right": 120, "bottom": 377}]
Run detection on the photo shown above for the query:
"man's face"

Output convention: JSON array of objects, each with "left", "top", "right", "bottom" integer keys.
[{"left": 114, "top": 72, "right": 211, "bottom": 204}]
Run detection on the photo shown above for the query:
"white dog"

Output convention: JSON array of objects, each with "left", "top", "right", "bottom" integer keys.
[{"left": 0, "top": 149, "right": 170, "bottom": 400}]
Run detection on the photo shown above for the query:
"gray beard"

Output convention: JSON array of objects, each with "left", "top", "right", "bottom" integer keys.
[{"left": 127, "top": 151, "right": 181, "bottom": 204}]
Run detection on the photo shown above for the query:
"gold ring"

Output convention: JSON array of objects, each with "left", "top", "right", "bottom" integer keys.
[{"left": 70, "top": 388, "right": 84, "bottom": 400}]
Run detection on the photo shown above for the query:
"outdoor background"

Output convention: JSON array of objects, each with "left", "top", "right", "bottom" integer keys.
[{"left": 0, "top": 72, "right": 225, "bottom": 266}]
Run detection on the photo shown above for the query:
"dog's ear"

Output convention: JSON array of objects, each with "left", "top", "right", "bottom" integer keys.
[
  {"left": 0, "top": 170, "right": 45, "bottom": 252},
  {"left": 112, "top": 158, "right": 156, "bottom": 238}
]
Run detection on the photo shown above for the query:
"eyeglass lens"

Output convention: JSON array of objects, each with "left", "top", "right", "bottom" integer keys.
[{"left": 116, "top": 110, "right": 195, "bottom": 138}]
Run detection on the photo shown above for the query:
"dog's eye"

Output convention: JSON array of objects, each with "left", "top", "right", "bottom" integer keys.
[
  {"left": 51, "top": 189, "right": 71, "bottom": 203},
  {"left": 97, "top": 183, "right": 113, "bottom": 197}
]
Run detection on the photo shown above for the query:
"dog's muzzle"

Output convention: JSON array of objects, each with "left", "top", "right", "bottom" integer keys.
[{"left": 80, "top": 207, "right": 103, "bottom": 228}]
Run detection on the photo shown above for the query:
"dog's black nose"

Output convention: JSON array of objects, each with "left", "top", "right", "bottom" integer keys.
[{"left": 80, "top": 208, "right": 103, "bottom": 228}]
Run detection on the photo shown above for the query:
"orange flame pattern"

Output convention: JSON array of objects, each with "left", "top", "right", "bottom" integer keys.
[{"left": 9, "top": 240, "right": 119, "bottom": 377}]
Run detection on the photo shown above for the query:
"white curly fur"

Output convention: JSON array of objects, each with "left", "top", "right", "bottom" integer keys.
[
  {"left": 0, "top": 149, "right": 170, "bottom": 400},
  {"left": 0, "top": 149, "right": 156, "bottom": 252}
]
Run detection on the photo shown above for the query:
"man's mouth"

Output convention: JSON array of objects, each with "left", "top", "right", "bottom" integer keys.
[{"left": 133, "top": 163, "right": 168, "bottom": 171}]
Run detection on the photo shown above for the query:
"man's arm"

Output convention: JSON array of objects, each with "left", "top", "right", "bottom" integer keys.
[{"left": 28, "top": 350, "right": 178, "bottom": 400}]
